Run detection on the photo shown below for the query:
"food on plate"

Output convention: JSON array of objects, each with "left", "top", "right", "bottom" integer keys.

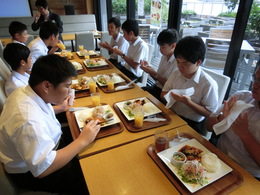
[
  {"left": 70, "top": 76, "right": 91, "bottom": 90},
  {"left": 85, "top": 106, "right": 113, "bottom": 126},
  {"left": 96, "top": 73, "right": 123, "bottom": 85},
  {"left": 123, "top": 99, "right": 146, "bottom": 117},
  {"left": 171, "top": 152, "right": 187, "bottom": 167},
  {"left": 71, "top": 62, "right": 82, "bottom": 70},
  {"left": 178, "top": 145, "right": 203, "bottom": 162},
  {"left": 178, "top": 160, "right": 208, "bottom": 185},
  {"left": 86, "top": 59, "right": 107, "bottom": 67},
  {"left": 201, "top": 153, "right": 221, "bottom": 173},
  {"left": 80, "top": 49, "right": 97, "bottom": 56},
  {"left": 143, "top": 102, "right": 156, "bottom": 114}
]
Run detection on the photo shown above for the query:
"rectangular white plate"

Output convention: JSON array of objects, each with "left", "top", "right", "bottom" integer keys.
[
  {"left": 93, "top": 73, "right": 125, "bottom": 86},
  {"left": 71, "top": 61, "right": 83, "bottom": 70},
  {"left": 83, "top": 59, "right": 108, "bottom": 68},
  {"left": 74, "top": 105, "right": 121, "bottom": 129},
  {"left": 157, "top": 139, "right": 233, "bottom": 193},
  {"left": 76, "top": 51, "right": 99, "bottom": 57},
  {"left": 115, "top": 97, "right": 162, "bottom": 121},
  {"left": 70, "top": 77, "right": 93, "bottom": 91}
]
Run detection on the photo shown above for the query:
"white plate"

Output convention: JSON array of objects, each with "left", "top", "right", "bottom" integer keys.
[
  {"left": 115, "top": 97, "right": 162, "bottom": 121},
  {"left": 71, "top": 76, "right": 93, "bottom": 90},
  {"left": 74, "top": 105, "right": 121, "bottom": 129},
  {"left": 157, "top": 139, "right": 233, "bottom": 193},
  {"left": 71, "top": 61, "right": 83, "bottom": 70},
  {"left": 76, "top": 51, "right": 99, "bottom": 57},
  {"left": 93, "top": 73, "right": 125, "bottom": 86},
  {"left": 83, "top": 59, "right": 108, "bottom": 68}
]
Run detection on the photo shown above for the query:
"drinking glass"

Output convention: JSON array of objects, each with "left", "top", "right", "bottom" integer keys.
[
  {"left": 154, "top": 130, "right": 168, "bottom": 153},
  {"left": 134, "top": 106, "right": 144, "bottom": 128},
  {"left": 88, "top": 81, "right": 96, "bottom": 93},
  {"left": 91, "top": 92, "right": 100, "bottom": 107}
]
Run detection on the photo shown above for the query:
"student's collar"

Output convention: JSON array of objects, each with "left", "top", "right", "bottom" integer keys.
[
  {"left": 131, "top": 36, "right": 141, "bottom": 46},
  {"left": 190, "top": 66, "right": 201, "bottom": 84}
]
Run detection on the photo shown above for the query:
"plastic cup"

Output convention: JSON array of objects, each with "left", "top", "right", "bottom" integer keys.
[
  {"left": 134, "top": 106, "right": 144, "bottom": 128},
  {"left": 88, "top": 81, "right": 96, "bottom": 93},
  {"left": 67, "top": 51, "right": 72, "bottom": 59},
  {"left": 107, "top": 79, "right": 115, "bottom": 91},
  {"left": 79, "top": 45, "right": 84, "bottom": 51},
  {"left": 57, "top": 42, "right": 66, "bottom": 50},
  {"left": 91, "top": 92, "right": 100, "bottom": 107},
  {"left": 154, "top": 130, "right": 168, "bottom": 153}
]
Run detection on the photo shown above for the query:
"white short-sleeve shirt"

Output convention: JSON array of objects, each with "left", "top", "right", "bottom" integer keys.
[
  {"left": 110, "top": 33, "right": 129, "bottom": 65},
  {"left": 0, "top": 85, "right": 61, "bottom": 177},
  {"left": 5, "top": 71, "right": 30, "bottom": 96},
  {"left": 125, "top": 37, "right": 149, "bottom": 77},
  {"left": 28, "top": 37, "right": 48, "bottom": 65},
  {"left": 162, "top": 67, "right": 218, "bottom": 122}
]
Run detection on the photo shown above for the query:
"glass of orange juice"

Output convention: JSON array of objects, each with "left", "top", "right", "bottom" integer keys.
[
  {"left": 79, "top": 45, "right": 84, "bottom": 51},
  {"left": 88, "top": 81, "right": 96, "bottom": 93},
  {"left": 91, "top": 92, "right": 100, "bottom": 107},
  {"left": 134, "top": 106, "right": 144, "bottom": 128},
  {"left": 67, "top": 51, "right": 72, "bottom": 59},
  {"left": 57, "top": 42, "right": 66, "bottom": 50},
  {"left": 107, "top": 78, "right": 115, "bottom": 91}
]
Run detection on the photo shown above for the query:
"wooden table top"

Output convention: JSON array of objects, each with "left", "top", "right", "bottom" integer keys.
[
  {"left": 80, "top": 125, "right": 260, "bottom": 195},
  {"left": 66, "top": 53, "right": 187, "bottom": 158}
]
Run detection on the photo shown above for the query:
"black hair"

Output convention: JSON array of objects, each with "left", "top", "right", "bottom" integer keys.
[
  {"left": 108, "top": 17, "right": 121, "bottom": 28},
  {"left": 174, "top": 36, "right": 206, "bottom": 64},
  {"left": 3, "top": 43, "right": 30, "bottom": 71},
  {"left": 157, "top": 29, "right": 179, "bottom": 46},
  {"left": 122, "top": 19, "right": 139, "bottom": 36},
  {"left": 9, "top": 21, "right": 27, "bottom": 38},
  {"left": 35, "top": 0, "right": 48, "bottom": 9},
  {"left": 29, "top": 54, "right": 77, "bottom": 88},
  {"left": 39, "top": 21, "right": 59, "bottom": 40}
]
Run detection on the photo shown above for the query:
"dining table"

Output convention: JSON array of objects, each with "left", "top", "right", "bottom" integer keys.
[{"left": 65, "top": 52, "right": 260, "bottom": 194}]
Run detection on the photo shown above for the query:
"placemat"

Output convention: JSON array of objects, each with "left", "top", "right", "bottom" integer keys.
[
  {"left": 113, "top": 98, "right": 171, "bottom": 132},
  {"left": 147, "top": 133, "right": 244, "bottom": 195}
]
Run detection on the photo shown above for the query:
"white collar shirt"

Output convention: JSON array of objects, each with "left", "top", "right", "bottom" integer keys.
[
  {"left": 110, "top": 33, "right": 129, "bottom": 65},
  {"left": 217, "top": 91, "right": 260, "bottom": 178},
  {"left": 125, "top": 36, "right": 149, "bottom": 77},
  {"left": 12, "top": 40, "right": 26, "bottom": 46},
  {"left": 28, "top": 37, "right": 48, "bottom": 65},
  {"left": 0, "top": 85, "right": 61, "bottom": 177},
  {"left": 162, "top": 67, "right": 218, "bottom": 122},
  {"left": 156, "top": 54, "right": 177, "bottom": 89},
  {"left": 5, "top": 71, "right": 30, "bottom": 96}
]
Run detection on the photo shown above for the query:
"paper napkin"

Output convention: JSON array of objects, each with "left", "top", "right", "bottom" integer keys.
[
  {"left": 68, "top": 88, "right": 75, "bottom": 106},
  {"left": 164, "top": 87, "right": 195, "bottom": 109},
  {"left": 213, "top": 100, "right": 254, "bottom": 135}
]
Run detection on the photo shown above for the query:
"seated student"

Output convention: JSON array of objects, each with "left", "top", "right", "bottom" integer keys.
[
  {"left": 113, "top": 19, "right": 149, "bottom": 81},
  {"left": 0, "top": 54, "right": 101, "bottom": 194},
  {"left": 28, "top": 21, "right": 60, "bottom": 65},
  {"left": 9, "top": 21, "right": 29, "bottom": 46},
  {"left": 140, "top": 29, "right": 179, "bottom": 101},
  {"left": 32, "top": 0, "right": 63, "bottom": 42},
  {"left": 161, "top": 36, "right": 218, "bottom": 135},
  {"left": 99, "top": 17, "right": 129, "bottom": 69},
  {"left": 206, "top": 59, "right": 260, "bottom": 180},
  {"left": 3, "top": 43, "right": 31, "bottom": 96}
]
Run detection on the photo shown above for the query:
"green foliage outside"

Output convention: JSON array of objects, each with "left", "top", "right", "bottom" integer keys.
[
  {"left": 112, "top": 0, "right": 126, "bottom": 15},
  {"left": 181, "top": 10, "right": 197, "bottom": 16},
  {"left": 246, "top": 1, "right": 260, "bottom": 40},
  {"left": 224, "top": 0, "right": 239, "bottom": 12},
  {"left": 218, "top": 12, "right": 237, "bottom": 18}
]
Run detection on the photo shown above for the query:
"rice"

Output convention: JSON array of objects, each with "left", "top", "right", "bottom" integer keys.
[{"left": 201, "top": 153, "right": 221, "bottom": 173}]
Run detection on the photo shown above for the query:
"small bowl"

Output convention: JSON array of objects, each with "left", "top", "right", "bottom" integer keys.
[
  {"left": 171, "top": 152, "right": 187, "bottom": 167},
  {"left": 103, "top": 113, "right": 114, "bottom": 124}
]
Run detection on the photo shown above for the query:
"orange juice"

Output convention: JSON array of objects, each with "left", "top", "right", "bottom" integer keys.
[
  {"left": 67, "top": 52, "right": 72, "bottom": 59},
  {"left": 57, "top": 43, "right": 66, "bottom": 50},
  {"left": 134, "top": 112, "right": 144, "bottom": 128},
  {"left": 107, "top": 80, "right": 114, "bottom": 91},
  {"left": 91, "top": 94, "right": 100, "bottom": 107},
  {"left": 79, "top": 45, "right": 84, "bottom": 51},
  {"left": 84, "top": 54, "right": 90, "bottom": 59},
  {"left": 89, "top": 81, "right": 96, "bottom": 93}
]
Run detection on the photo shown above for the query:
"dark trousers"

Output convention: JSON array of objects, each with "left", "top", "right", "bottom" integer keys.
[
  {"left": 109, "top": 59, "right": 122, "bottom": 70},
  {"left": 8, "top": 131, "right": 89, "bottom": 195},
  {"left": 179, "top": 116, "right": 207, "bottom": 136}
]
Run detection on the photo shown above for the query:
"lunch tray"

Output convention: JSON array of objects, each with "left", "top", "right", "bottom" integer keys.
[{"left": 147, "top": 133, "right": 244, "bottom": 195}]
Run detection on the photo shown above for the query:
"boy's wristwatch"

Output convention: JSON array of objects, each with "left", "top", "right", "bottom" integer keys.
[
  {"left": 154, "top": 74, "right": 159, "bottom": 80},
  {"left": 121, "top": 54, "right": 125, "bottom": 58}
]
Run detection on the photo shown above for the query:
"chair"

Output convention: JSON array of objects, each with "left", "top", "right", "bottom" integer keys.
[
  {"left": 201, "top": 67, "right": 231, "bottom": 140},
  {"left": 100, "top": 31, "right": 111, "bottom": 59},
  {"left": 0, "top": 57, "right": 11, "bottom": 82},
  {"left": 139, "top": 24, "right": 151, "bottom": 43},
  {"left": 75, "top": 32, "right": 95, "bottom": 51},
  {"left": 203, "top": 38, "right": 230, "bottom": 70},
  {"left": 137, "top": 43, "right": 154, "bottom": 87}
]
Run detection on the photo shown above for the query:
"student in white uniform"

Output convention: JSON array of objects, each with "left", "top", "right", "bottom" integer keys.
[
  {"left": 113, "top": 19, "right": 149, "bottom": 81},
  {"left": 0, "top": 54, "right": 101, "bottom": 194},
  {"left": 206, "top": 59, "right": 260, "bottom": 180},
  {"left": 99, "top": 17, "right": 129, "bottom": 69},
  {"left": 161, "top": 36, "right": 218, "bottom": 135},
  {"left": 140, "top": 29, "right": 179, "bottom": 101},
  {"left": 9, "top": 21, "right": 28, "bottom": 46}
]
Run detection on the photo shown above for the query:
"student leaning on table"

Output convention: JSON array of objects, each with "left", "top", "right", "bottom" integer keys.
[
  {"left": 161, "top": 36, "right": 218, "bottom": 136},
  {"left": 140, "top": 28, "right": 179, "bottom": 101},
  {"left": 9, "top": 21, "right": 28, "bottom": 46},
  {"left": 206, "top": 59, "right": 260, "bottom": 180},
  {"left": 0, "top": 54, "right": 101, "bottom": 194},
  {"left": 113, "top": 18, "right": 149, "bottom": 81},
  {"left": 28, "top": 21, "right": 60, "bottom": 65},
  {"left": 99, "top": 17, "right": 129, "bottom": 69}
]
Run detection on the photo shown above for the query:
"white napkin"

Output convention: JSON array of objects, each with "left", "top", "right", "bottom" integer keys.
[
  {"left": 68, "top": 88, "right": 75, "bottom": 106},
  {"left": 213, "top": 100, "right": 254, "bottom": 135},
  {"left": 115, "top": 85, "right": 130, "bottom": 91},
  {"left": 164, "top": 87, "right": 195, "bottom": 109}
]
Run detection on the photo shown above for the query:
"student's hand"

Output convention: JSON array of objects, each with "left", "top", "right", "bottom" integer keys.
[
  {"left": 171, "top": 92, "right": 191, "bottom": 104},
  {"left": 113, "top": 48, "right": 123, "bottom": 56},
  {"left": 231, "top": 112, "right": 249, "bottom": 139},
  {"left": 99, "top": 41, "right": 110, "bottom": 49},
  {"left": 53, "top": 96, "right": 71, "bottom": 114},
  {"left": 140, "top": 60, "right": 156, "bottom": 75},
  {"left": 220, "top": 96, "right": 237, "bottom": 121},
  {"left": 79, "top": 120, "right": 100, "bottom": 145},
  {"left": 35, "top": 12, "right": 41, "bottom": 22}
]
